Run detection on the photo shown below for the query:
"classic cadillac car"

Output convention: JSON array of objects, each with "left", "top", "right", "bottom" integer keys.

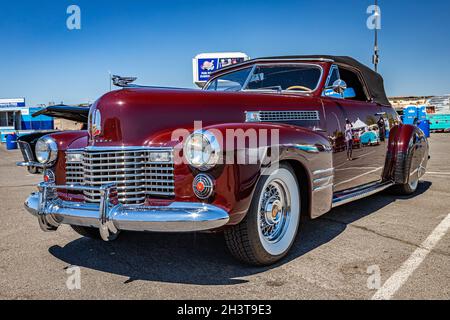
[{"left": 21, "top": 56, "right": 429, "bottom": 265}]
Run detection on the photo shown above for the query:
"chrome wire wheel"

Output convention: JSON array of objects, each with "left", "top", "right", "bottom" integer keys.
[
  {"left": 259, "top": 180, "right": 291, "bottom": 243},
  {"left": 224, "top": 164, "right": 301, "bottom": 265},
  {"left": 256, "top": 167, "right": 300, "bottom": 256}
]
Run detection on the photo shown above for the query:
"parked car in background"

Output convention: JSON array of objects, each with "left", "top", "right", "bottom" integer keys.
[
  {"left": 17, "top": 105, "right": 89, "bottom": 173},
  {"left": 20, "top": 56, "right": 429, "bottom": 265},
  {"left": 360, "top": 129, "right": 380, "bottom": 146}
]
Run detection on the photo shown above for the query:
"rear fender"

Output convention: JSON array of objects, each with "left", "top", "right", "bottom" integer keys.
[{"left": 383, "top": 124, "right": 429, "bottom": 184}]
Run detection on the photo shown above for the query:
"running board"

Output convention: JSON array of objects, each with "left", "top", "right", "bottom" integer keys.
[{"left": 332, "top": 181, "right": 394, "bottom": 208}]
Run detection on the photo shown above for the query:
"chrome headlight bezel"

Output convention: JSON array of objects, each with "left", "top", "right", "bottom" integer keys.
[
  {"left": 184, "top": 130, "right": 220, "bottom": 171},
  {"left": 35, "top": 136, "right": 58, "bottom": 164}
]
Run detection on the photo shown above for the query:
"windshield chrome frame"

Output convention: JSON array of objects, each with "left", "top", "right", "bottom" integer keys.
[{"left": 204, "top": 62, "right": 324, "bottom": 94}]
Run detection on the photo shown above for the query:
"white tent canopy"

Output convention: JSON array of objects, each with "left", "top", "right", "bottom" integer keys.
[{"left": 352, "top": 118, "right": 368, "bottom": 130}]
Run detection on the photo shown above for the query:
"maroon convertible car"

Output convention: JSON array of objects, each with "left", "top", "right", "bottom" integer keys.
[{"left": 20, "top": 56, "right": 429, "bottom": 265}]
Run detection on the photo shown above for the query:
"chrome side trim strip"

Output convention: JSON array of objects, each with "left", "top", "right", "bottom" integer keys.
[
  {"left": 313, "top": 168, "right": 335, "bottom": 176},
  {"left": 283, "top": 144, "right": 332, "bottom": 154},
  {"left": 313, "top": 183, "right": 334, "bottom": 192},
  {"left": 332, "top": 181, "right": 394, "bottom": 208},
  {"left": 313, "top": 176, "right": 333, "bottom": 184}
]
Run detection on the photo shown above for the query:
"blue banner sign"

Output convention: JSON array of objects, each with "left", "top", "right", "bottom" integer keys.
[
  {"left": 198, "top": 58, "right": 219, "bottom": 81},
  {"left": 0, "top": 98, "right": 26, "bottom": 108}
]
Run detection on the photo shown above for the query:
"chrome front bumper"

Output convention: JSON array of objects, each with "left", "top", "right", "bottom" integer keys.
[{"left": 25, "top": 182, "right": 230, "bottom": 241}]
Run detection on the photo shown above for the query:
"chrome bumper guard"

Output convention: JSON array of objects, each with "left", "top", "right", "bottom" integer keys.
[
  {"left": 25, "top": 182, "right": 230, "bottom": 241},
  {"left": 17, "top": 161, "right": 46, "bottom": 168}
]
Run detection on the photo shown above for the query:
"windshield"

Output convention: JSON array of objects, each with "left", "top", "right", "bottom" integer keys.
[
  {"left": 205, "top": 64, "right": 322, "bottom": 92},
  {"left": 205, "top": 67, "right": 252, "bottom": 91}
]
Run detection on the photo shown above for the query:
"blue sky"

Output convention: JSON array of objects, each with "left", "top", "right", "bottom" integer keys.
[{"left": 1, "top": 0, "right": 449, "bottom": 106}]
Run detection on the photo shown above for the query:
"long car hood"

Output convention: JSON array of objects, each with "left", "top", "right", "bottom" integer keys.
[{"left": 90, "top": 88, "right": 323, "bottom": 147}]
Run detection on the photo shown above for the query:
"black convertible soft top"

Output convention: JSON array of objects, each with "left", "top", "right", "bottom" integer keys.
[{"left": 214, "top": 55, "right": 391, "bottom": 106}]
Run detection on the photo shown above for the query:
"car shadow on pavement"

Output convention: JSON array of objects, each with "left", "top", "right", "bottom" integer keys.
[
  {"left": 290, "top": 181, "right": 432, "bottom": 258},
  {"left": 48, "top": 181, "right": 432, "bottom": 286}
]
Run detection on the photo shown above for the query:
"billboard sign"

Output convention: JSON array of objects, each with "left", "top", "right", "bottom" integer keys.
[
  {"left": 197, "top": 58, "right": 219, "bottom": 82},
  {"left": 193, "top": 52, "right": 249, "bottom": 87}
]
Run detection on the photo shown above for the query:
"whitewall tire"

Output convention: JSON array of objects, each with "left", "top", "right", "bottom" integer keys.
[{"left": 224, "top": 163, "right": 301, "bottom": 265}]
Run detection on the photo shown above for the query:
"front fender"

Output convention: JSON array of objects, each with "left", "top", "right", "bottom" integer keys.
[{"left": 188, "top": 123, "right": 334, "bottom": 223}]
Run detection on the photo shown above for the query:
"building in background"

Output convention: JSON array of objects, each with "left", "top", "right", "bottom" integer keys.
[
  {"left": 389, "top": 95, "right": 450, "bottom": 131},
  {"left": 389, "top": 96, "right": 431, "bottom": 114},
  {"left": 0, "top": 98, "right": 54, "bottom": 142},
  {"left": 426, "top": 95, "right": 450, "bottom": 114},
  {"left": 426, "top": 95, "right": 450, "bottom": 131}
]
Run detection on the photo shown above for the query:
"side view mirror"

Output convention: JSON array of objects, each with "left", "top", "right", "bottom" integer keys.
[
  {"left": 332, "top": 79, "right": 347, "bottom": 94},
  {"left": 323, "top": 80, "right": 356, "bottom": 99}
]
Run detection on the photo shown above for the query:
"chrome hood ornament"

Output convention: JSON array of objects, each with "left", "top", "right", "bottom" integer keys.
[{"left": 112, "top": 75, "right": 138, "bottom": 87}]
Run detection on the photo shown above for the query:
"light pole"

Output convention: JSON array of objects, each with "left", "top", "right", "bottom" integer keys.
[{"left": 372, "top": 0, "right": 380, "bottom": 72}]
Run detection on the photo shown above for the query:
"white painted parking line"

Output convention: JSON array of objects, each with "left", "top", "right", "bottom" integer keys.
[
  {"left": 371, "top": 213, "right": 450, "bottom": 300},
  {"left": 425, "top": 171, "right": 450, "bottom": 176}
]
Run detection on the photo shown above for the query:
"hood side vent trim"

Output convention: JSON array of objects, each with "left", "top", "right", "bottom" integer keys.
[{"left": 246, "top": 110, "right": 320, "bottom": 122}]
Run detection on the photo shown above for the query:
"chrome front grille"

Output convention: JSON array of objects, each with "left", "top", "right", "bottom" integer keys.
[{"left": 65, "top": 148, "right": 174, "bottom": 205}]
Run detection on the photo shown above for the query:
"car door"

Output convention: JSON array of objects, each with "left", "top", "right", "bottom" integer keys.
[{"left": 321, "top": 65, "right": 387, "bottom": 192}]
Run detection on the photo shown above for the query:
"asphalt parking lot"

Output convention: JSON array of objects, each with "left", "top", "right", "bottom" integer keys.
[{"left": 0, "top": 134, "right": 449, "bottom": 300}]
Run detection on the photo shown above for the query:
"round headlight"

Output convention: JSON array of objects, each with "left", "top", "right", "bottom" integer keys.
[
  {"left": 184, "top": 130, "right": 220, "bottom": 171},
  {"left": 35, "top": 136, "right": 58, "bottom": 164}
]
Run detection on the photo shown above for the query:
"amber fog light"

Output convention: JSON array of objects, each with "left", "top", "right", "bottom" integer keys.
[{"left": 193, "top": 174, "right": 214, "bottom": 199}]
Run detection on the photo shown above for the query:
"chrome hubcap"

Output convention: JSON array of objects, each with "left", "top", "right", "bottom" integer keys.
[{"left": 259, "top": 180, "right": 291, "bottom": 243}]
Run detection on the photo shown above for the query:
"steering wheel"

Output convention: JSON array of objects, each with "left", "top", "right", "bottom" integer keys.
[{"left": 286, "top": 85, "right": 312, "bottom": 91}]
